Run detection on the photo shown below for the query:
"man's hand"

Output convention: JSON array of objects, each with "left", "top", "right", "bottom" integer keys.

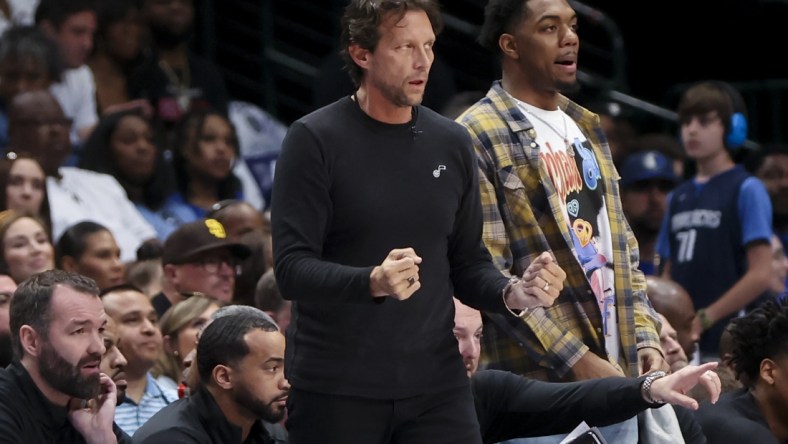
[
  {"left": 649, "top": 361, "right": 721, "bottom": 410},
  {"left": 369, "top": 248, "right": 422, "bottom": 301},
  {"left": 571, "top": 351, "right": 626, "bottom": 380},
  {"left": 638, "top": 346, "right": 669, "bottom": 375},
  {"left": 504, "top": 251, "right": 566, "bottom": 311},
  {"left": 68, "top": 373, "right": 119, "bottom": 444}
]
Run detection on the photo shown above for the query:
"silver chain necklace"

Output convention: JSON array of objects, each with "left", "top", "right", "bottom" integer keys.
[{"left": 523, "top": 107, "right": 574, "bottom": 154}]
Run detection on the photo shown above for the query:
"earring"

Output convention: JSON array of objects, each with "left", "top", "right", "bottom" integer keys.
[{"left": 174, "top": 350, "right": 179, "bottom": 357}]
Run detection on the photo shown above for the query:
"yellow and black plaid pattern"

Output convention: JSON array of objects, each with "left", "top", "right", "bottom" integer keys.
[{"left": 457, "top": 82, "right": 662, "bottom": 380}]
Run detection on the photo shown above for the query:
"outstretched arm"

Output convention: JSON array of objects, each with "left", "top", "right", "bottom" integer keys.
[{"left": 472, "top": 362, "right": 720, "bottom": 443}]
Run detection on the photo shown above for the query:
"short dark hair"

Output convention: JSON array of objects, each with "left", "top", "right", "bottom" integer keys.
[
  {"left": 478, "top": 0, "right": 529, "bottom": 53},
  {"left": 35, "top": 0, "right": 96, "bottom": 29},
  {"left": 677, "top": 81, "right": 746, "bottom": 147},
  {"left": 55, "top": 221, "right": 109, "bottom": 267},
  {"left": 9, "top": 269, "right": 99, "bottom": 360},
  {"left": 197, "top": 307, "right": 279, "bottom": 383},
  {"left": 729, "top": 299, "right": 788, "bottom": 388},
  {"left": 0, "top": 25, "right": 63, "bottom": 86},
  {"left": 339, "top": 0, "right": 443, "bottom": 88}
]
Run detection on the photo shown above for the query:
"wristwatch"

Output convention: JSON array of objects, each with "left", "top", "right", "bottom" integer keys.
[{"left": 641, "top": 370, "right": 668, "bottom": 405}]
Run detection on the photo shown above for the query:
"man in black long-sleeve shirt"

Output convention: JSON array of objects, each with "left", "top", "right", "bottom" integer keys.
[{"left": 270, "top": 1, "right": 567, "bottom": 442}]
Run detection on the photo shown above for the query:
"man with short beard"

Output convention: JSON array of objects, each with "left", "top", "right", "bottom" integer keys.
[
  {"left": 132, "top": 307, "right": 290, "bottom": 443},
  {"left": 0, "top": 270, "right": 129, "bottom": 443}
]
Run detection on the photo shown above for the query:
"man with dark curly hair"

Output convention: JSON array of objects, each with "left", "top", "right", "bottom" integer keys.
[{"left": 695, "top": 299, "right": 788, "bottom": 443}]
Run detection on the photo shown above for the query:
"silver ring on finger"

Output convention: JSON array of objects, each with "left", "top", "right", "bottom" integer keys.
[
  {"left": 542, "top": 281, "right": 550, "bottom": 292},
  {"left": 407, "top": 276, "right": 416, "bottom": 287}
]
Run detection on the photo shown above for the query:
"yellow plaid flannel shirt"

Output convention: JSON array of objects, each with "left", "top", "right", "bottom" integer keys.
[{"left": 457, "top": 82, "right": 662, "bottom": 380}]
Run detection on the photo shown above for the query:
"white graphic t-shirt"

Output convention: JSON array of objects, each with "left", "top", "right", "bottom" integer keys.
[{"left": 516, "top": 99, "right": 620, "bottom": 363}]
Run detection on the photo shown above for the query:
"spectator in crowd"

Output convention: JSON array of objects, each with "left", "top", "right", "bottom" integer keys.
[
  {"left": 459, "top": 0, "right": 668, "bottom": 435},
  {"left": 207, "top": 199, "right": 265, "bottom": 241},
  {"left": 659, "top": 314, "right": 689, "bottom": 372},
  {"left": 254, "top": 269, "right": 291, "bottom": 332},
  {"left": 695, "top": 299, "right": 788, "bottom": 443},
  {"left": 453, "top": 298, "right": 717, "bottom": 444},
  {"left": 102, "top": 284, "right": 177, "bottom": 436},
  {"left": 619, "top": 150, "right": 679, "bottom": 275},
  {"left": 35, "top": 0, "right": 98, "bottom": 144},
  {"left": 208, "top": 199, "right": 270, "bottom": 306},
  {"left": 272, "top": 0, "right": 567, "bottom": 441},
  {"left": 87, "top": 0, "right": 147, "bottom": 115},
  {"left": 657, "top": 80, "right": 773, "bottom": 358},
  {"left": 0, "top": 270, "right": 130, "bottom": 443},
  {"left": 101, "top": 315, "right": 129, "bottom": 404},
  {"left": 0, "top": 273, "right": 15, "bottom": 367},
  {"left": 747, "top": 142, "right": 788, "bottom": 288},
  {"left": 170, "top": 109, "right": 244, "bottom": 220},
  {"left": 628, "top": 132, "right": 688, "bottom": 180},
  {"left": 132, "top": 307, "right": 290, "bottom": 443},
  {"left": 456, "top": 1, "right": 667, "bottom": 441},
  {"left": 0, "top": 210, "right": 53, "bottom": 283},
  {"left": 0, "top": 154, "right": 46, "bottom": 216},
  {"left": 56, "top": 221, "right": 125, "bottom": 290},
  {"left": 130, "top": 0, "right": 229, "bottom": 132},
  {"left": 6, "top": 90, "right": 158, "bottom": 262},
  {"left": 79, "top": 110, "right": 193, "bottom": 240},
  {"left": 152, "top": 218, "right": 250, "bottom": 317},
  {"left": 152, "top": 294, "right": 219, "bottom": 391},
  {"left": 769, "top": 233, "right": 788, "bottom": 296},
  {"left": 0, "top": 25, "right": 62, "bottom": 150},
  {"left": 647, "top": 275, "right": 699, "bottom": 365},
  {"left": 125, "top": 258, "right": 163, "bottom": 298},
  {"left": 687, "top": 324, "right": 743, "bottom": 404}
]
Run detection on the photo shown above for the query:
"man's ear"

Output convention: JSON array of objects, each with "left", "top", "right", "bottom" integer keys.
[
  {"left": 19, "top": 325, "right": 40, "bottom": 358},
  {"left": 212, "top": 364, "right": 234, "bottom": 390},
  {"left": 498, "top": 33, "right": 519, "bottom": 60},
  {"left": 163, "top": 264, "right": 179, "bottom": 285},
  {"left": 760, "top": 358, "right": 778, "bottom": 385},
  {"left": 60, "top": 256, "right": 77, "bottom": 273},
  {"left": 348, "top": 43, "right": 371, "bottom": 70}
]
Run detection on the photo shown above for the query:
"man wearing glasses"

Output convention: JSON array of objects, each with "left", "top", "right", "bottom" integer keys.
[{"left": 151, "top": 218, "right": 251, "bottom": 317}]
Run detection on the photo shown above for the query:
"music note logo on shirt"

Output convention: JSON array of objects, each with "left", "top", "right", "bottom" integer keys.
[{"left": 433, "top": 165, "right": 446, "bottom": 178}]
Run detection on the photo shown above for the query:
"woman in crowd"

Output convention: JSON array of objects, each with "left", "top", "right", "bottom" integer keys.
[
  {"left": 0, "top": 154, "right": 46, "bottom": 217},
  {"left": 79, "top": 110, "right": 193, "bottom": 239},
  {"left": 170, "top": 109, "right": 244, "bottom": 219},
  {"left": 152, "top": 294, "right": 220, "bottom": 391},
  {"left": 0, "top": 210, "right": 53, "bottom": 283},
  {"left": 88, "top": 0, "right": 145, "bottom": 114},
  {"left": 55, "top": 221, "right": 125, "bottom": 290}
]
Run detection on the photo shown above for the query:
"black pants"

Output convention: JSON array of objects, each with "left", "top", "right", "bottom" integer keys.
[{"left": 286, "top": 385, "right": 482, "bottom": 444}]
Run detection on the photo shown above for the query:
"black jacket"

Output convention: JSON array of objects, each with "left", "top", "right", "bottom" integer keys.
[
  {"left": 132, "top": 387, "right": 286, "bottom": 444},
  {"left": 0, "top": 361, "right": 131, "bottom": 443}
]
